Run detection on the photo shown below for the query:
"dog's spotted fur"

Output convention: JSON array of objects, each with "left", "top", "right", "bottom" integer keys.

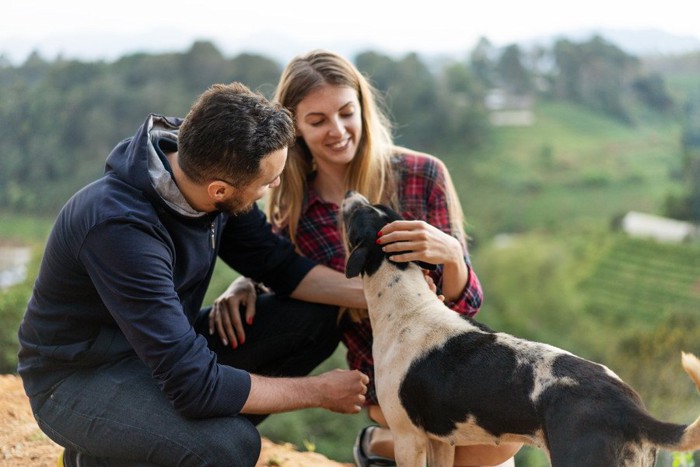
[{"left": 341, "top": 191, "right": 700, "bottom": 467}]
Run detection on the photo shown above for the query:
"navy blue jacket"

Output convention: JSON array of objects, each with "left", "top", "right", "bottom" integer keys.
[{"left": 17, "top": 115, "right": 315, "bottom": 418}]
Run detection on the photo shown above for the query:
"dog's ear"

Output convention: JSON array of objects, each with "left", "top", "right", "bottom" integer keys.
[
  {"left": 375, "top": 204, "right": 403, "bottom": 223},
  {"left": 345, "top": 245, "right": 369, "bottom": 278},
  {"left": 414, "top": 261, "right": 437, "bottom": 271}
]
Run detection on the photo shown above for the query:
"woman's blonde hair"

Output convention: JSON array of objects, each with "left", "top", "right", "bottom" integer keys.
[
  {"left": 267, "top": 48, "right": 466, "bottom": 244},
  {"left": 267, "top": 49, "right": 396, "bottom": 242}
]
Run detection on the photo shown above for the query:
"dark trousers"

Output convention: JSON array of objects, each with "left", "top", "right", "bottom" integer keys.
[{"left": 32, "top": 294, "right": 340, "bottom": 467}]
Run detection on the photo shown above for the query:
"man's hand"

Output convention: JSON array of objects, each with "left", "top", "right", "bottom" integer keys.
[
  {"left": 243, "top": 369, "right": 369, "bottom": 415},
  {"left": 314, "top": 369, "right": 370, "bottom": 413}
]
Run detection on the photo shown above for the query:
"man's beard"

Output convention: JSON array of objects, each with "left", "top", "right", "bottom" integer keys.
[{"left": 214, "top": 193, "right": 255, "bottom": 216}]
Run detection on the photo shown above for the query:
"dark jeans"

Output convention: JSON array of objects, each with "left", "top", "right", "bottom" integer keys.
[{"left": 31, "top": 294, "right": 340, "bottom": 467}]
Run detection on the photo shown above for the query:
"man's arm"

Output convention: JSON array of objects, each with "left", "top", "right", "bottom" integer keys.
[
  {"left": 290, "top": 264, "right": 367, "bottom": 309},
  {"left": 241, "top": 368, "right": 369, "bottom": 414}
]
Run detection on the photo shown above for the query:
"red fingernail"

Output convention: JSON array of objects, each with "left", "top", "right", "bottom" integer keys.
[
  {"left": 231, "top": 341, "right": 237, "bottom": 349},
  {"left": 376, "top": 238, "right": 382, "bottom": 244},
  {"left": 247, "top": 317, "right": 253, "bottom": 325},
  {"left": 377, "top": 231, "right": 383, "bottom": 237}
]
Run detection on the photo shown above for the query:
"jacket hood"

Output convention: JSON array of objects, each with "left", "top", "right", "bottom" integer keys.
[{"left": 105, "top": 114, "right": 205, "bottom": 218}]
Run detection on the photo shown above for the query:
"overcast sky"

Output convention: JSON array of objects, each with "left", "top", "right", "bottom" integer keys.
[{"left": 2, "top": 0, "right": 699, "bottom": 64}]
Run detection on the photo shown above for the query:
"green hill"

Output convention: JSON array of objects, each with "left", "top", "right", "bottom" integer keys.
[{"left": 443, "top": 99, "right": 683, "bottom": 241}]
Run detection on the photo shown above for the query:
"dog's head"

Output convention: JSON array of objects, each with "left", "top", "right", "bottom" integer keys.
[{"left": 341, "top": 191, "right": 435, "bottom": 278}]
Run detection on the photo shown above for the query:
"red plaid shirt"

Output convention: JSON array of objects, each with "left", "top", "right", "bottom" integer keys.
[{"left": 277, "top": 151, "right": 483, "bottom": 404}]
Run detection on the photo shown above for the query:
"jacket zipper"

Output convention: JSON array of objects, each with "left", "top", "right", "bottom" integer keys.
[{"left": 210, "top": 222, "right": 216, "bottom": 250}]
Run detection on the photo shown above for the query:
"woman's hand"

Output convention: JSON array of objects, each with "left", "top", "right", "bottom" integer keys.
[
  {"left": 209, "top": 276, "right": 265, "bottom": 349},
  {"left": 378, "top": 220, "right": 466, "bottom": 302},
  {"left": 377, "top": 220, "right": 462, "bottom": 267}
]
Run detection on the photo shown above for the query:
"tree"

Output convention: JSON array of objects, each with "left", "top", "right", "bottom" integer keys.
[
  {"left": 632, "top": 73, "right": 674, "bottom": 113},
  {"left": 355, "top": 51, "right": 441, "bottom": 150},
  {"left": 469, "top": 36, "right": 497, "bottom": 89},
  {"left": 180, "top": 40, "right": 226, "bottom": 93},
  {"left": 228, "top": 53, "right": 282, "bottom": 97},
  {"left": 496, "top": 44, "right": 532, "bottom": 94},
  {"left": 551, "top": 36, "right": 639, "bottom": 122},
  {"left": 436, "top": 62, "right": 490, "bottom": 151},
  {"left": 679, "top": 95, "right": 700, "bottom": 222}
]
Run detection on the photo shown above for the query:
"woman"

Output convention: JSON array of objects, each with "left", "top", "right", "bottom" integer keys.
[{"left": 211, "top": 50, "right": 521, "bottom": 466}]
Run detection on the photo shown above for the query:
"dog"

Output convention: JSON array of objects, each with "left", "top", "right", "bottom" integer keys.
[{"left": 341, "top": 190, "right": 700, "bottom": 467}]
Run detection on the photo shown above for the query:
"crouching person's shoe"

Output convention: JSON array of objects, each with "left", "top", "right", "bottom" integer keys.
[{"left": 353, "top": 425, "right": 396, "bottom": 467}]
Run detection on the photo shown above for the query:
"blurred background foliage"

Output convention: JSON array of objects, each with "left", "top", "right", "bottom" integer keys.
[{"left": 1, "top": 35, "right": 700, "bottom": 464}]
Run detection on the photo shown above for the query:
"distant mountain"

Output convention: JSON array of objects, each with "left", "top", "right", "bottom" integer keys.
[{"left": 518, "top": 28, "right": 700, "bottom": 57}]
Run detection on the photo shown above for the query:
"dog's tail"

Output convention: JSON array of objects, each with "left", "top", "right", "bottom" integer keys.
[
  {"left": 681, "top": 352, "right": 700, "bottom": 391},
  {"left": 655, "top": 352, "right": 700, "bottom": 452}
]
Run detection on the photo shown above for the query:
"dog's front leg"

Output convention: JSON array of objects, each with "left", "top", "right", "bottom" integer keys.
[
  {"left": 393, "top": 433, "right": 428, "bottom": 467},
  {"left": 428, "top": 439, "right": 455, "bottom": 467}
]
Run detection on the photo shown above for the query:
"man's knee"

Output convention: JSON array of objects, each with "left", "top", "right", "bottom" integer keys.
[
  {"left": 200, "top": 417, "right": 261, "bottom": 467},
  {"left": 223, "top": 423, "right": 261, "bottom": 467}
]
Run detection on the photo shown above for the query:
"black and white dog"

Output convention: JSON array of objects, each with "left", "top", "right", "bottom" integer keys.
[{"left": 341, "top": 191, "right": 700, "bottom": 467}]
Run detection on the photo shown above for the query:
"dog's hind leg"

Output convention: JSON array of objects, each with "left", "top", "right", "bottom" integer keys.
[
  {"left": 427, "top": 439, "right": 454, "bottom": 467},
  {"left": 393, "top": 433, "right": 428, "bottom": 467},
  {"left": 548, "top": 432, "right": 621, "bottom": 467}
]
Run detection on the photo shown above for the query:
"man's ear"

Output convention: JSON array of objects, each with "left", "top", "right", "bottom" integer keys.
[
  {"left": 207, "top": 181, "right": 230, "bottom": 201},
  {"left": 345, "top": 245, "right": 369, "bottom": 278}
]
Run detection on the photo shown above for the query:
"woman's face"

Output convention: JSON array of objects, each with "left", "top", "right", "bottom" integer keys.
[{"left": 294, "top": 83, "right": 363, "bottom": 170}]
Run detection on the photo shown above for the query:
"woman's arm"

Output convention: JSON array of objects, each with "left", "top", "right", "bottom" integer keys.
[
  {"left": 291, "top": 264, "right": 367, "bottom": 309},
  {"left": 382, "top": 152, "right": 483, "bottom": 315}
]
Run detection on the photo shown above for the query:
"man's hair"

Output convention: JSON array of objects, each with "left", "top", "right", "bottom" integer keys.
[{"left": 178, "top": 82, "right": 295, "bottom": 187}]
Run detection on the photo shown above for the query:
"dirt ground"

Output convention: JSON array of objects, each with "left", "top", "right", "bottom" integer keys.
[{"left": 0, "top": 374, "right": 350, "bottom": 467}]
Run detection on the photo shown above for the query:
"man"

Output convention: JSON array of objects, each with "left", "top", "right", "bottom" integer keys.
[{"left": 17, "top": 82, "right": 368, "bottom": 467}]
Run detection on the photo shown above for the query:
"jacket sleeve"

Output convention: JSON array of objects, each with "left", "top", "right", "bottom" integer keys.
[
  {"left": 217, "top": 204, "right": 317, "bottom": 296},
  {"left": 79, "top": 219, "right": 251, "bottom": 418}
]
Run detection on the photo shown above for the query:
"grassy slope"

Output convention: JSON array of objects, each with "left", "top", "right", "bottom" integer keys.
[{"left": 444, "top": 99, "right": 683, "bottom": 241}]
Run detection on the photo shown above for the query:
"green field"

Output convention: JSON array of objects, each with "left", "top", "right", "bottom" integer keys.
[{"left": 582, "top": 235, "right": 700, "bottom": 323}]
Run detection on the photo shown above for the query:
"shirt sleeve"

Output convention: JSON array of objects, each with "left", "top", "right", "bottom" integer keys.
[
  {"left": 80, "top": 219, "right": 251, "bottom": 418},
  {"left": 422, "top": 159, "right": 484, "bottom": 317},
  {"left": 217, "top": 204, "right": 317, "bottom": 295}
]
